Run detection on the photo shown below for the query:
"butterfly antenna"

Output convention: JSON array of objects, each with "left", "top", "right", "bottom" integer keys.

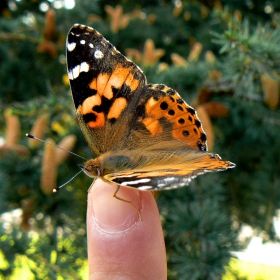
[
  {"left": 26, "top": 133, "right": 87, "bottom": 161},
  {"left": 53, "top": 170, "right": 83, "bottom": 193}
]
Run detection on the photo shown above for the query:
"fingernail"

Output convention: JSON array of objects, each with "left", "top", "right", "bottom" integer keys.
[{"left": 90, "top": 180, "right": 141, "bottom": 233}]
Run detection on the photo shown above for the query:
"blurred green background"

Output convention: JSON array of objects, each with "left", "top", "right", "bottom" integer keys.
[{"left": 1, "top": 0, "right": 280, "bottom": 279}]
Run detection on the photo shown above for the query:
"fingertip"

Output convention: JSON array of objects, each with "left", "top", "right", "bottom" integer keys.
[
  {"left": 87, "top": 179, "right": 167, "bottom": 279},
  {"left": 88, "top": 180, "right": 140, "bottom": 233}
]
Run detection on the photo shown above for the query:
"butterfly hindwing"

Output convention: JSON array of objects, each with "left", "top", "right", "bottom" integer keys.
[{"left": 132, "top": 84, "right": 208, "bottom": 152}]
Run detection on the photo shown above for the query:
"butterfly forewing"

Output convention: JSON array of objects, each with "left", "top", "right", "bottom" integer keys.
[{"left": 67, "top": 24, "right": 146, "bottom": 155}]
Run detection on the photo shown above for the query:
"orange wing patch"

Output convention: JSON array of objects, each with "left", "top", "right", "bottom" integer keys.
[
  {"left": 77, "top": 105, "right": 105, "bottom": 128},
  {"left": 125, "top": 71, "right": 140, "bottom": 91},
  {"left": 81, "top": 94, "right": 101, "bottom": 112},
  {"left": 141, "top": 117, "right": 163, "bottom": 136},
  {"left": 88, "top": 65, "right": 140, "bottom": 100},
  {"left": 103, "top": 65, "right": 131, "bottom": 99},
  {"left": 80, "top": 64, "right": 142, "bottom": 128},
  {"left": 89, "top": 73, "right": 111, "bottom": 99},
  {"left": 78, "top": 94, "right": 105, "bottom": 128},
  {"left": 108, "top": 97, "right": 128, "bottom": 119}
]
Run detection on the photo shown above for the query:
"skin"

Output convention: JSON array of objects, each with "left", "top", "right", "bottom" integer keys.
[{"left": 87, "top": 179, "right": 167, "bottom": 280}]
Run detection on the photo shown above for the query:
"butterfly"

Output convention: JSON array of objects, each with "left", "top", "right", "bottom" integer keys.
[{"left": 66, "top": 24, "right": 235, "bottom": 216}]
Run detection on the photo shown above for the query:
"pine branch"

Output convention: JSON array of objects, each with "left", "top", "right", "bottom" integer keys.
[{"left": 213, "top": 18, "right": 280, "bottom": 97}]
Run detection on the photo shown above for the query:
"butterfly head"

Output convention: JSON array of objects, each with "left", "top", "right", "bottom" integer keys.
[{"left": 78, "top": 159, "right": 101, "bottom": 178}]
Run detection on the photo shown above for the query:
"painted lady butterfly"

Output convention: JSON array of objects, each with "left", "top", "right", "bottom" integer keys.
[{"left": 66, "top": 24, "right": 235, "bottom": 207}]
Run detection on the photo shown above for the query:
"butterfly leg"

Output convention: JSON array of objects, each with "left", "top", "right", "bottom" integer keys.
[{"left": 113, "top": 185, "right": 142, "bottom": 221}]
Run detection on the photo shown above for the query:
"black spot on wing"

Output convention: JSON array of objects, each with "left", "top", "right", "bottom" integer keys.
[
  {"left": 187, "top": 107, "right": 195, "bottom": 115},
  {"left": 178, "top": 118, "right": 185, "bottom": 124},
  {"left": 177, "top": 105, "right": 184, "bottom": 111},
  {"left": 109, "top": 118, "right": 117, "bottom": 124},
  {"left": 168, "top": 109, "right": 175, "bottom": 116},
  {"left": 169, "top": 96, "right": 175, "bottom": 102},
  {"left": 195, "top": 119, "right": 201, "bottom": 128},
  {"left": 156, "top": 84, "right": 165, "bottom": 90},
  {"left": 200, "top": 132, "right": 207, "bottom": 142},
  {"left": 83, "top": 113, "right": 97, "bottom": 123},
  {"left": 160, "top": 101, "right": 168, "bottom": 110},
  {"left": 167, "top": 89, "right": 175, "bottom": 94},
  {"left": 182, "top": 130, "right": 189, "bottom": 136},
  {"left": 91, "top": 95, "right": 112, "bottom": 114}
]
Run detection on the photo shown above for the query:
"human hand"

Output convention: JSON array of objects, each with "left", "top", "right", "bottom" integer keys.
[{"left": 87, "top": 179, "right": 167, "bottom": 279}]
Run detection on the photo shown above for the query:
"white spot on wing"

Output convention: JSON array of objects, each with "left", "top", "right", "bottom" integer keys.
[
  {"left": 120, "top": 178, "right": 151, "bottom": 186},
  {"left": 164, "top": 177, "right": 175, "bottom": 181},
  {"left": 94, "top": 50, "right": 104, "bottom": 59},
  {"left": 68, "top": 71, "right": 73, "bottom": 80},
  {"left": 67, "top": 42, "right": 76, "bottom": 52},
  {"left": 112, "top": 46, "right": 119, "bottom": 55},
  {"left": 89, "top": 43, "right": 94, "bottom": 48},
  {"left": 101, "top": 39, "right": 107, "bottom": 46},
  {"left": 80, "top": 62, "right": 89, "bottom": 72},
  {"left": 138, "top": 186, "right": 153, "bottom": 190},
  {"left": 80, "top": 39, "right": 85, "bottom": 44},
  {"left": 68, "top": 62, "right": 89, "bottom": 80}
]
